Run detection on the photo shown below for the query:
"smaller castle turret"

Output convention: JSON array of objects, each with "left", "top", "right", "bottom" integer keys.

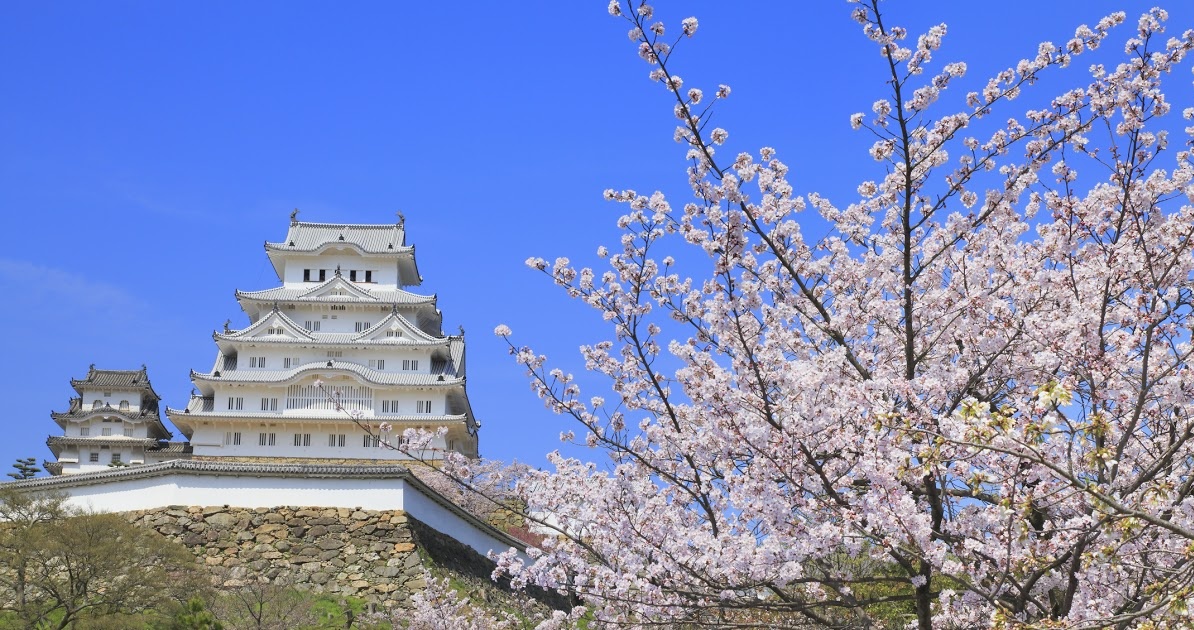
[{"left": 46, "top": 365, "right": 187, "bottom": 475}]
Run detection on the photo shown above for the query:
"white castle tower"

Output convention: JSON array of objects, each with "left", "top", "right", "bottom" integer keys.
[
  {"left": 47, "top": 365, "right": 180, "bottom": 474},
  {"left": 165, "top": 214, "right": 479, "bottom": 462}
]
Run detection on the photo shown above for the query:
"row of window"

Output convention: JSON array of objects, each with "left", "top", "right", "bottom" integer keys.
[
  {"left": 238, "top": 355, "right": 419, "bottom": 371},
  {"left": 223, "top": 432, "right": 396, "bottom": 449},
  {"left": 276, "top": 314, "right": 408, "bottom": 328},
  {"left": 91, "top": 400, "right": 131, "bottom": 410},
  {"left": 302, "top": 269, "right": 375, "bottom": 283},
  {"left": 228, "top": 396, "right": 434, "bottom": 413},
  {"left": 300, "top": 320, "right": 377, "bottom": 332},
  {"left": 79, "top": 427, "right": 134, "bottom": 437},
  {"left": 87, "top": 452, "right": 121, "bottom": 464}
]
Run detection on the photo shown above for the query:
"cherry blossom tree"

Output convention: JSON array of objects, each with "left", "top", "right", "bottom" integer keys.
[
  {"left": 489, "top": 1, "right": 1194, "bottom": 628},
  {"left": 368, "top": 572, "right": 584, "bottom": 630}
]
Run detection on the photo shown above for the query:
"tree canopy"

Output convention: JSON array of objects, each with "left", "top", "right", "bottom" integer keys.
[{"left": 0, "top": 489, "right": 200, "bottom": 629}]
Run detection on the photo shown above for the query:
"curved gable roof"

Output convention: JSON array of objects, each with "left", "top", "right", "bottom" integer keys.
[{"left": 215, "top": 309, "right": 315, "bottom": 343}]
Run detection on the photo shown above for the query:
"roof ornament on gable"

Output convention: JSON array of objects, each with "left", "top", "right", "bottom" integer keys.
[
  {"left": 290, "top": 208, "right": 299, "bottom": 225},
  {"left": 396, "top": 211, "right": 405, "bottom": 227},
  {"left": 338, "top": 233, "right": 345, "bottom": 241},
  {"left": 458, "top": 325, "right": 465, "bottom": 336},
  {"left": 224, "top": 319, "right": 231, "bottom": 333},
  {"left": 272, "top": 301, "right": 280, "bottom": 313},
  {"left": 335, "top": 265, "right": 342, "bottom": 277}
]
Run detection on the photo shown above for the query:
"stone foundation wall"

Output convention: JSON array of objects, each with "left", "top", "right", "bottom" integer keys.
[{"left": 128, "top": 506, "right": 437, "bottom": 608}]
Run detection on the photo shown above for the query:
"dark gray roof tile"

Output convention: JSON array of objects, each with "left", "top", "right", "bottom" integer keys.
[
  {"left": 70, "top": 365, "right": 160, "bottom": 398},
  {"left": 266, "top": 222, "right": 410, "bottom": 255}
]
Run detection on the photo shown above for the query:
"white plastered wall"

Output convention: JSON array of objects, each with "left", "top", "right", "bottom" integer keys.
[{"left": 49, "top": 472, "right": 523, "bottom": 559}]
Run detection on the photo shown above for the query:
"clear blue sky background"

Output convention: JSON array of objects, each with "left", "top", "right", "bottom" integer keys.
[{"left": 2, "top": 2, "right": 1191, "bottom": 475}]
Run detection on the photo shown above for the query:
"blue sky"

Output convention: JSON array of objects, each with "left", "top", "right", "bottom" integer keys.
[{"left": 2, "top": 2, "right": 1191, "bottom": 475}]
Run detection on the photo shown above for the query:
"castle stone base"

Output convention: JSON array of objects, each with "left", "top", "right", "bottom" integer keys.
[{"left": 129, "top": 506, "right": 467, "bottom": 608}]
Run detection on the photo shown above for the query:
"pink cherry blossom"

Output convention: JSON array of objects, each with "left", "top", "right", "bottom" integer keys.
[{"left": 484, "top": 3, "right": 1194, "bottom": 627}]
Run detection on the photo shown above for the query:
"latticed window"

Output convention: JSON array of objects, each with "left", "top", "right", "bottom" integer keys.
[{"left": 287, "top": 383, "right": 372, "bottom": 412}]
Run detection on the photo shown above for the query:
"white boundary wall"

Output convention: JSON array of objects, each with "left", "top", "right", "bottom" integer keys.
[{"left": 12, "top": 463, "right": 525, "bottom": 562}]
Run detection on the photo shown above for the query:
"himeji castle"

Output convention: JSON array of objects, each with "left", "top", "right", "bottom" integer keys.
[
  {"left": 19, "top": 216, "right": 521, "bottom": 567},
  {"left": 165, "top": 214, "right": 480, "bottom": 462}
]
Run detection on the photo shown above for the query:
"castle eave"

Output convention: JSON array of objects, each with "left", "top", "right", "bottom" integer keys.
[{"left": 191, "top": 363, "right": 464, "bottom": 387}]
